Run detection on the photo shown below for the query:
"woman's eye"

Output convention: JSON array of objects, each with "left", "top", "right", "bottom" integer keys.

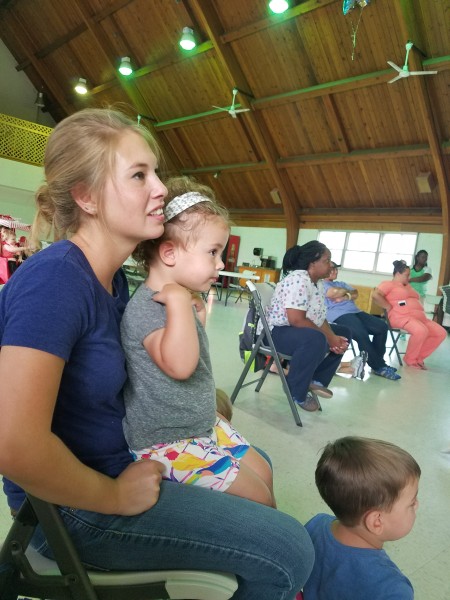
[{"left": 133, "top": 171, "right": 145, "bottom": 180}]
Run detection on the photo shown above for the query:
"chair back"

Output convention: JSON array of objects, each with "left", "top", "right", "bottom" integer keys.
[
  {"left": 253, "top": 281, "right": 275, "bottom": 309},
  {"left": 230, "top": 280, "right": 304, "bottom": 426},
  {"left": 238, "top": 269, "right": 257, "bottom": 288},
  {"left": 440, "top": 285, "right": 450, "bottom": 313}
]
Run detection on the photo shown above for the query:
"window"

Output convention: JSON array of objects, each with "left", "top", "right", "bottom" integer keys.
[{"left": 317, "top": 231, "right": 417, "bottom": 274}]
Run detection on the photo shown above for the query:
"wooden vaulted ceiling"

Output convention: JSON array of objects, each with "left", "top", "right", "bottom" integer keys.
[{"left": 0, "top": 0, "right": 449, "bottom": 280}]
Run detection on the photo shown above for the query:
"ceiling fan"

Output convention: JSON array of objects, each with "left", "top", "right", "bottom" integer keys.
[
  {"left": 212, "top": 88, "right": 251, "bottom": 118},
  {"left": 387, "top": 41, "right": 438, "bottom": 84}
]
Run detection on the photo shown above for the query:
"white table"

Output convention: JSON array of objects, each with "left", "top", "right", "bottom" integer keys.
[{"left": 218, "top": 270, "right": 260, "bottom": 306}]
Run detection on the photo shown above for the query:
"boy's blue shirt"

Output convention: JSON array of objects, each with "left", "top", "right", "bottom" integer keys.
[{"left": 303, "top": 513, "right": 414, "bottom": 600}]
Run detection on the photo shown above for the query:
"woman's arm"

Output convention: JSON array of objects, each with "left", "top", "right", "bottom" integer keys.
[
  {"left": 409, "top": 273, "right": 432, "bottom": 283},
  {"left": 144, "top": 283, "right": 200, "bottom": 379},
  {"left": 371, "top": 288, "right": 392, "bottom": 311},
  {"left": 286, "top": 309, "right": 348, "bottom": 353},
  {"left": 0, "top": 346, "right": 164, "bottom": 515},
  {"left": 325, "top": 286, "right": 357, "bottom": 303}
]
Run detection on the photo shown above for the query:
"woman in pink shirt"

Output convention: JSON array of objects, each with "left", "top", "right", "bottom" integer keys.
[{"left": 372, "top": 260, "right": 446, "bottom": 369}]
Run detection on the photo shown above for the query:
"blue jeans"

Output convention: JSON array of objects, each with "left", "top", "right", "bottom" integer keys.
[
  {"left": 32, "top": 480, "right": 314, "bottom": 600},
  {"left": 334, "top": 312, "right": 388, "bottom": 370},
  {"left": 271, "top": 323, "right": 351, "bottom": 403}
]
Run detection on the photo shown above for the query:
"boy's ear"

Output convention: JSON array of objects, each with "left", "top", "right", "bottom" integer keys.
[
  {"left": 71, "top": 182, "right": 97, "bottom": 215},
  {"left": 364, "top": 510, "right": 384, "bottom": 535},
  {"left": 159, "top": 240, "right": 177, "bottom": 266}
]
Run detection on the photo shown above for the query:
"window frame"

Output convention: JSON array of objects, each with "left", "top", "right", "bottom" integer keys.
[{"left": 317, "top": 230, "right": 418, "bottom": 275}]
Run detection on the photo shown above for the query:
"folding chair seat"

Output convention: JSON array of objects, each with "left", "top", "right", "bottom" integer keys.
[
  {"left": 0, "top": 493, "right": 237, "bottom": 600},
  {"left": 230, "top": 281, "right": 323, "bottom": 427},
  {"left": 383, "top": 310, "right": 409, "bottom": 366}
]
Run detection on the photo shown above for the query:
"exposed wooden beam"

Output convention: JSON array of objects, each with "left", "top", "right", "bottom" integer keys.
[
  {"left": 253, "top": 69, "right": 396, "bottom": 109},
  {"left": 72, "top": 0, "right": 182, "bottom": 171},
  {"left": 395, "top": 0, "right": 450, "bottom": 285},
  {"left": 321, "top": 95, "right": 350, "bottom": 154},
  {"left": 189, "top": 0, "right": 300, "bottom": 248},
  {"left": 89, "top": 41, "right": 214, "bottom": 97},
  {"left": 15, "top": 0, "right": 135, "bottom": 71},
  {"left": 181, "top": 161, "right": 267, "bottom": 175},
  {"left": 278, "top": 144, "right": 432, "bottom": 167},
  {"left": 220, "top": 0, "right": 340, "bottom": 44},
  {"left": 0, "top": 12, "right": 72, "bottom": 114}
]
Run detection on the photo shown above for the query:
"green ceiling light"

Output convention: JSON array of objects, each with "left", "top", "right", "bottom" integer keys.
[
  {"left": 179, "top": 27, "right": 196, "bottom": 51},
  {"left": 269, "top": 0, "right": 289, "bottom": 14},
  {"left": 118, "top": 56, "right": 133, "bottom": 76},
  {"left": 74, "top": 77, "right": 88, "bottom": 95}
]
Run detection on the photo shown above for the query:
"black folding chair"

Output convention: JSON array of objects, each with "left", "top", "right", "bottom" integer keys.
[
  {"left": 230, "top": 281, "right": 323, "bottom": 427},
  {"left": 383, "top": 310, "right": 409, "bottom": 366},
  {"left": 0, "top": 493, "right": 237, "bottom": 600}
]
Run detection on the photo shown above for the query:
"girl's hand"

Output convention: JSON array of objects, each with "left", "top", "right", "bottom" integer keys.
[
  {"left": 153, "top": 283, "right": 191, "bottom": 307},
  {"left": 191, "top": 293, "right": 206, "bottom": 325},
  {"left": 114, "top": 459, "right": 165, "bottom": 516}
]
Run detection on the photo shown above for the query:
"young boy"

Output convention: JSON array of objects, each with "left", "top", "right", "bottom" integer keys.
[{"left": 303, "top": 436, "right": 420, "bottom": 599}]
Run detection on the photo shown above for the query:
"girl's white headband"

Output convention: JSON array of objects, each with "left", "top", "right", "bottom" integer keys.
[{"left": 164, "top": 192, "right": 212, "bottom": 223}]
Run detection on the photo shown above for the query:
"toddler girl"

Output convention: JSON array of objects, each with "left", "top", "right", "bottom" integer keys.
[{"left": 121, "top": 177, "right": 275, "bottom": 507}]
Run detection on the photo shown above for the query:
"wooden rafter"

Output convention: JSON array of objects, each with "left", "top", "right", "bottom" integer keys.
[
  {"left": 394, "top": 0, "right": 450, "bottom": 285},
  {"left": 189, "top": 0, "right": 301, "bottom": 248}
]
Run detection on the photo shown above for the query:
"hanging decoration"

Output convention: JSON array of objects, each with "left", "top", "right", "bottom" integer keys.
[
  {"left": 343, "top": 0, "right": 372, "bottom": 61},
  {"left": 0, "top": 214, "right": 31, "bottom": 231},
  {"left": 342, "top": 0, "right": 370, "bottom": 15}
]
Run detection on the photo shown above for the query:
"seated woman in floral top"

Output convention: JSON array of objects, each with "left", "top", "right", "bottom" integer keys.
[{"left": 266, "top": 242, "right": 351, "bottom": 412}]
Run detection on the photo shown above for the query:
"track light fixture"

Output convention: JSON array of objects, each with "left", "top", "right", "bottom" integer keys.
[
  {"left": 118, "top": 56, "right": 133, "bottom": 76},
  {"left": 74, "top": 78, "right": 88, "bottom": 95},
  {"left": 269, "top": 0, "right": 289, "bottom": 14},
  {"left": 179, "top": 27, "right": 196, "bottom": 51},
  {"left": 34, "top": 91, "right": 45, "bottom": 108}
]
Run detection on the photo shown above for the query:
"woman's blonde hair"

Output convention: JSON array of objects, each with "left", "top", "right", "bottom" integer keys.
[
  {"left": 29, "top": 108, "right": 160, "bottom": 250},
  {"left": 133, "top": 176, "right": 230, "bottom": 270}
]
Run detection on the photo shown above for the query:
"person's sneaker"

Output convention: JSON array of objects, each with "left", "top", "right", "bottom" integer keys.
[
  {"left": 372, "top": 365, "right": 401, "bottom": 380},
  {"left": 294, "top": 390, "right": 320, "bottom": 412},
  {"left": 351, "top": 351, "right": 367, "bottom": 379},
  {"left": 309, "top": 382, "right": 333, "bottom": 398}
]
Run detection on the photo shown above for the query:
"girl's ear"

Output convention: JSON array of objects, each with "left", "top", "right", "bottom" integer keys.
[
  {"left": 159, "top": 241, "right": 177, "bottom": 266},
  {"left": 71, "top": 182, "right": 97, "bottom": 215}
]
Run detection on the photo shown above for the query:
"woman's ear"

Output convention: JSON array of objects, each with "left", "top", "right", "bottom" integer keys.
[
  {"left": 71, "top": 182, "right": 97, "bottom": 215},
  {"left": 159, "top": 241, "right": 177, "bottom": 266}
]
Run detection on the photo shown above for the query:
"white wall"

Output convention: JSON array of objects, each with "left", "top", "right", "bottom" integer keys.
[
  {"left": 0, "top": 158, "right": 44, "bottom": 227},
  {"left": 0, "top": 40, "right": 55, "bottom": 128},
  {"left": 230, "top": 226, "right": 286, "bottom": 269}
]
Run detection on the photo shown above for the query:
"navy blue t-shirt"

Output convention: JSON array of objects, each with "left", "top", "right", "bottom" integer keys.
[{"left": 0, "top": 240, "right": 132, "bottom": 510}]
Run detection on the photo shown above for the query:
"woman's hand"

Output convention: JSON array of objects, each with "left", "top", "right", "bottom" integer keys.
[
  {"left": 328, "top": 334, "right": 349, "bottom": 354},
  {"left": 114, "top": 459, "right": 165, "bottom": 516}
]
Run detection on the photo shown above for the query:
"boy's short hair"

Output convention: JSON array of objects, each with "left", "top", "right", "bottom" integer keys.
[{"left": 315, "top": 437, "right": 421, "bottom": 527}]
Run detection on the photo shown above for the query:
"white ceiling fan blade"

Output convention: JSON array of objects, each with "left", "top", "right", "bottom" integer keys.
[
  {"left": 212, "top": 105, "right": 231, "bottom": 112},
  {"left": 387, "top": 61, "right": 402, "bottom": 73},
  {"left": 409, "top": 70, "right": 438, "bottom": 76},
  {"left": 232, "top": 108, "right": 250, "bottom": 113},
  {"left": 388, "top": 74, "right": 404, "bottom": 84}
]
